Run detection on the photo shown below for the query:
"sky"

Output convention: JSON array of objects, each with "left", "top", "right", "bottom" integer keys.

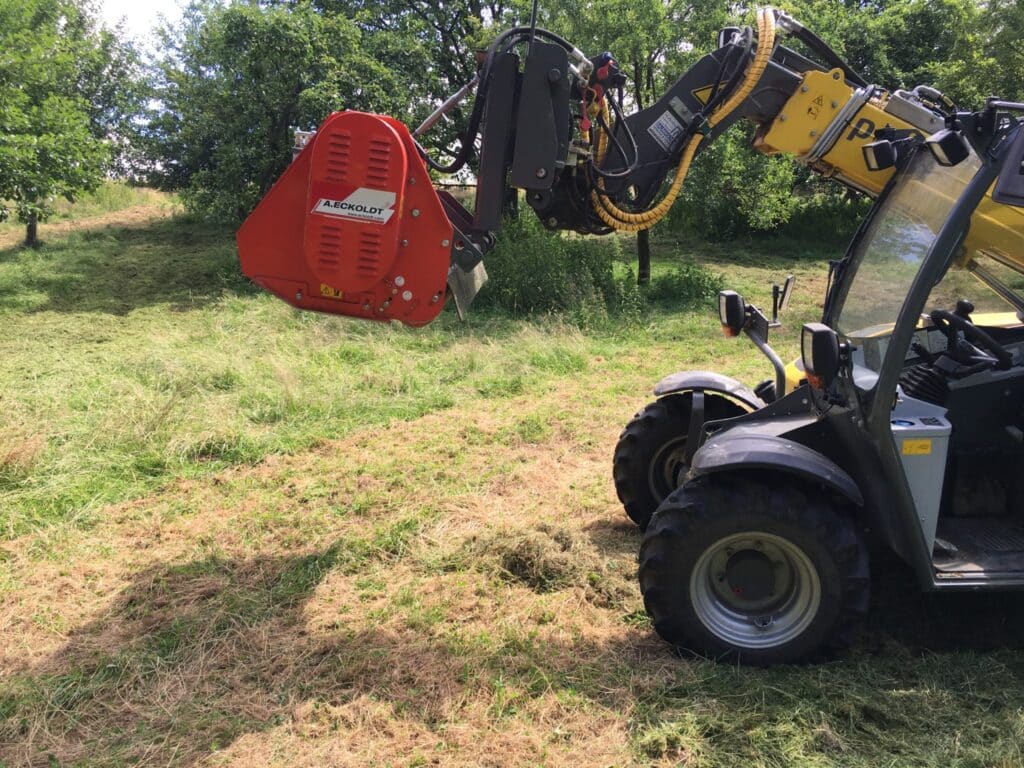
[{"left": 99, "top": 0, "right": 183, "bottom": 41}]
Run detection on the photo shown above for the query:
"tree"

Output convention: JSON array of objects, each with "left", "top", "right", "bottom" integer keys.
[
  {"left": 147, "top": 1, "right": 424, "bottom": 222},
  {"left": 0, "top": 0, "right": 132, "bottom": 246},
  {"left": 319, "top": 0, "right": 527, "bottom": 165},
  {"left": 957, "top": 0, "right": 1024, "bottom": 104}
]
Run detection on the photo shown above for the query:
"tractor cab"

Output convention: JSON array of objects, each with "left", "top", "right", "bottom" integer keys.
[
  {"left": 822, "top": 141, "right": 1024, "bottom": 579},
  {"left": 635, "top": 105, "right": 1024, "bottom": 665}
]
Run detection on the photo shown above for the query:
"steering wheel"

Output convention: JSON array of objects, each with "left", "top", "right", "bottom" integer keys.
[{"left": 929, "top": 309, "right": 1014, "bottom": 370}]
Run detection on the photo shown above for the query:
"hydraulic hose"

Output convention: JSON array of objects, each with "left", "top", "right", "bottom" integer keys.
[{"left": 591, "top": 7, "right": 777, "bottom": 232}]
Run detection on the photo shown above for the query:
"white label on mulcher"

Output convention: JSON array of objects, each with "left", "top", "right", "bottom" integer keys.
[
  {"left": 648, "top": 110, "right": 685, "bottom": 153},
  {"left": 313, "top": 188, "right": 396, "bottom": 224}
]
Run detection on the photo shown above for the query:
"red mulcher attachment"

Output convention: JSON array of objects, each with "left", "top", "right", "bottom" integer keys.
[{"left": 238, "top": 111, "right": 454, "bottom": 327}]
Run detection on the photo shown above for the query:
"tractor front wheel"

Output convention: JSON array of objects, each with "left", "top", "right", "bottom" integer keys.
[
  {"left": 613, "top": 394, "right": 747, "bottom": 530},
  {"left": 639, "top": 477, "right": 869, "bottom": 665}
]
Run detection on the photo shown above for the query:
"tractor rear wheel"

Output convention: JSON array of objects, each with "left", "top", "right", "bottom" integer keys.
[
  {"left": 613, "top": 394, "right": 747, "bottom": 530},
  {"left": 639, "top": 477, "right": 869, "bottom": 665}
]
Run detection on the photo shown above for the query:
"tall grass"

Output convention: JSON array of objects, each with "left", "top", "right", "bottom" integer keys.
[
  {"left": 0, "top": 182, "right": 172, "bottom": 232},
  {"left": 475, "top": 215, "right": 722, "bottom": 323}
]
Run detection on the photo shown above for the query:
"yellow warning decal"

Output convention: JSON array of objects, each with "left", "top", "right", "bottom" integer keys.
[
  {"left": 691, "top": 85, "right": 716, "bottom": 106},
  {"left": 902, "top": 439, "right": 932, "bottom": 456},
  {"left": 320, "top": 284, "right": 343, "bottom": 299}
]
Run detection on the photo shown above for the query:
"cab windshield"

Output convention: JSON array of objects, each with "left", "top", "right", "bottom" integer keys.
[{"left": 834, "top": 150, "right": 981, "bottom": 338}]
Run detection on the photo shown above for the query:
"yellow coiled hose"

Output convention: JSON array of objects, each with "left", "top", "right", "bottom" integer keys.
[{"left": 590, "top": 7, "right": 777, "bottom": 232}]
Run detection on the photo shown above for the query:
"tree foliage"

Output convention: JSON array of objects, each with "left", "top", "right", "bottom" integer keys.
[
  {"left": 0, "top": 0, "right": 138, "bottom": 245},
  {"left": 147, "top": 0, "right": 525, "bottom": 221},
  {"left": 145, "top": 0, "right": 1024, "bottom": 234}
]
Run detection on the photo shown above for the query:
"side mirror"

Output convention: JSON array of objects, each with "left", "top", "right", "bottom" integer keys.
[
  {"left": 771, "top": 275, "right": 796, "bottom": 326},
  {"left": 719, "top": 290, "right": 746, "bottom": 337},
  {"left": 926, "top": 128, "right": 971, "bottom": 167},
  {"left": 863, "top": 140, "right": 897, "bottom": 171},
  {"left": 802, "top": 323, "right": 844, "bottom": 388}
]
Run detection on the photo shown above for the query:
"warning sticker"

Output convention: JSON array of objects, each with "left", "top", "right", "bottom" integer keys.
[
  {"left": 902, "top": 439, "right": 933, "bottom": 456},
  {"left": 312, "top": 188, "right": 396, "bottom": 224},
  {"left": 320, "top": 284, "right": 343, "bottom": 299},
  {"left": 648, "top": 110, "right": 685, "bottom": 153},
  {"left": 691, "top": 85, "right": 716, "bottom": 106}
]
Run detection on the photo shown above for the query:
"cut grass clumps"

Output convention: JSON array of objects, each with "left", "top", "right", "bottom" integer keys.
[
  {"left": 0, "top": 434, "right": 45, "bottom": 486},
  {"left": 454, "top": 524, "right": 632, "bottom": 607}
]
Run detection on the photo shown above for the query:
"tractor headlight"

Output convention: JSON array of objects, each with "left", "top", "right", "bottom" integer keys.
[
  {"left": 926, "top": 128, "right": 970, "bottom": 167},
  {"left": 862, "top": 140, "right": 897, "bottom": 172}
]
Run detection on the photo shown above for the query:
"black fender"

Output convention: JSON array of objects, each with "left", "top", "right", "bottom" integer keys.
[
  {"left": 653, "top": 370, "right": 764, "bottom": 412},
  {"left": 690, "top": 433, "right": 864, "bottom": 507}
]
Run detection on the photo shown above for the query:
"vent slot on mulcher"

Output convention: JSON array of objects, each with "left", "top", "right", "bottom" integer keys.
[
  {"left": 325, "top": 130, "right": 352, "bottom": 184},
  {"left": 366, "top": 138, "right": 392, "bottom": 187},
  {"left": 356, "top": 229, "right": 382, "bottom": 277}
]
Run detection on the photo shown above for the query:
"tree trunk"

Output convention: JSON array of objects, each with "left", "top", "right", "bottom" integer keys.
[
  {"left": 501, "top": 186, "right": 519, "bottom": 219},
  {"left": 25, "top": 213, "right": 38, "bottom": 248},
  {"left": 637, "top": 229, "right": 651, "bottom": 286}
]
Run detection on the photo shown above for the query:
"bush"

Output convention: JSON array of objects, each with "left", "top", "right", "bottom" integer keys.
[
  {"left": 474, "top": 214, "right": 725, "bottom": 322},
  {"left": 643, "top": 261, "right": 725, "bottom": 309},
  {"left": 664, "top": 125, "right": 800, "bottom": 240},
  {"left": 474, "top": 215, "right": 622, "bottom": 317},
  {"left": 658, "top": 124, "right": 873, "bottom": 245},
  {"left": 775, "top": 188, "right": 873, "bottom": 245}
]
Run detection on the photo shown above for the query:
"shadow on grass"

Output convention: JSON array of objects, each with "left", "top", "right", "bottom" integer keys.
[
  {"left": 0, "top": 216, "right": 259, "bottom": 315},
  {"left": 2, "top": 540, "right": 1024, "bottom": 766},
  {"left": 0, "top": 547, "right": 654, "bottom": 765}
]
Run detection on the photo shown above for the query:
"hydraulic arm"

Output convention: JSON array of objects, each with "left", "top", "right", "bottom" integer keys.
[{"left": 236, "top": 7, "right": 989, "bottom": 326}]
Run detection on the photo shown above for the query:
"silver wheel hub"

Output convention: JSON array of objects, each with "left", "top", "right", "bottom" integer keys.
[
  {"left": 649, "top": 438, "right": 688, "bottom": 498},
  {"left": 690, "top": 532, "right": 821, "bottom": 649}
]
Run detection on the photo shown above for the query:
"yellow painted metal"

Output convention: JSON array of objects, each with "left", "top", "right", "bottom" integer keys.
[
  {"left": 761, "top": 69, "right": 1024, "bottom": 282},
  {"left": 783, "top": 359, "right": 804, "bottom": 395},
  {"left": 760, "top": 70, "right": 852, "bottom": 156},
  {"left": 817, "top": 98, "right": 901, "bottom": 194},
  {"left": 760, "top": 69, "right": 899, "bottom": 195}
]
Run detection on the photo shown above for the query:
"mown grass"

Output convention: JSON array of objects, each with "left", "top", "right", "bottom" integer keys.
[
  {"left": 0, "top": 212, "right": 821, "bottom": 539},
  {"left": 2, "top": 200, "right": 1021, "bottom": 767}
]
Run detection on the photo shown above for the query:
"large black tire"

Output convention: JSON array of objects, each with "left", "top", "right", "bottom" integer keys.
[
  {"left": 639, "top": 476, "right": 869, "bottom": 665},
  {"left": 613, "top": 394, "right": 747, "bottom": 530}
]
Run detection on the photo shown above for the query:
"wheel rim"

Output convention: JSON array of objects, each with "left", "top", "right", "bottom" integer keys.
[
  {"left": 689, "top": 531, "right": 821, "bottom": 650},
  {"left": 648, "top": 437, "right": 688, "bottom": 500}
]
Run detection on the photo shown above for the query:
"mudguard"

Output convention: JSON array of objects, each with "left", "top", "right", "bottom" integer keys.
[
  {"left": 653, "top": 370, "right": 765, "bottom": 412},
  {"left": 690, "top": 432, "right": 864, "bottom": 506}
]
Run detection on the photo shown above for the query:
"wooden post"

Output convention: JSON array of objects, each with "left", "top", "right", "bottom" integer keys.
[{"left": 637, "top": 229, "right": 651, "bottom": 285}]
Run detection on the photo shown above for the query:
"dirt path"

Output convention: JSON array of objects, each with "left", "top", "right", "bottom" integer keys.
[{"left": 0, "top": 204, "right": 175, "bottom": 249}]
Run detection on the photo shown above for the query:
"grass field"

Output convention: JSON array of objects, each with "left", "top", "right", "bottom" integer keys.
[{"left": 1, "top": 199, "right": 1023, "bottom": 767}]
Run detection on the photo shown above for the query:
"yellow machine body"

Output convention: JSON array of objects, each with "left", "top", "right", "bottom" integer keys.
[{"left": 760, "top": 68, "right": 1024, "bottom": 340}]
